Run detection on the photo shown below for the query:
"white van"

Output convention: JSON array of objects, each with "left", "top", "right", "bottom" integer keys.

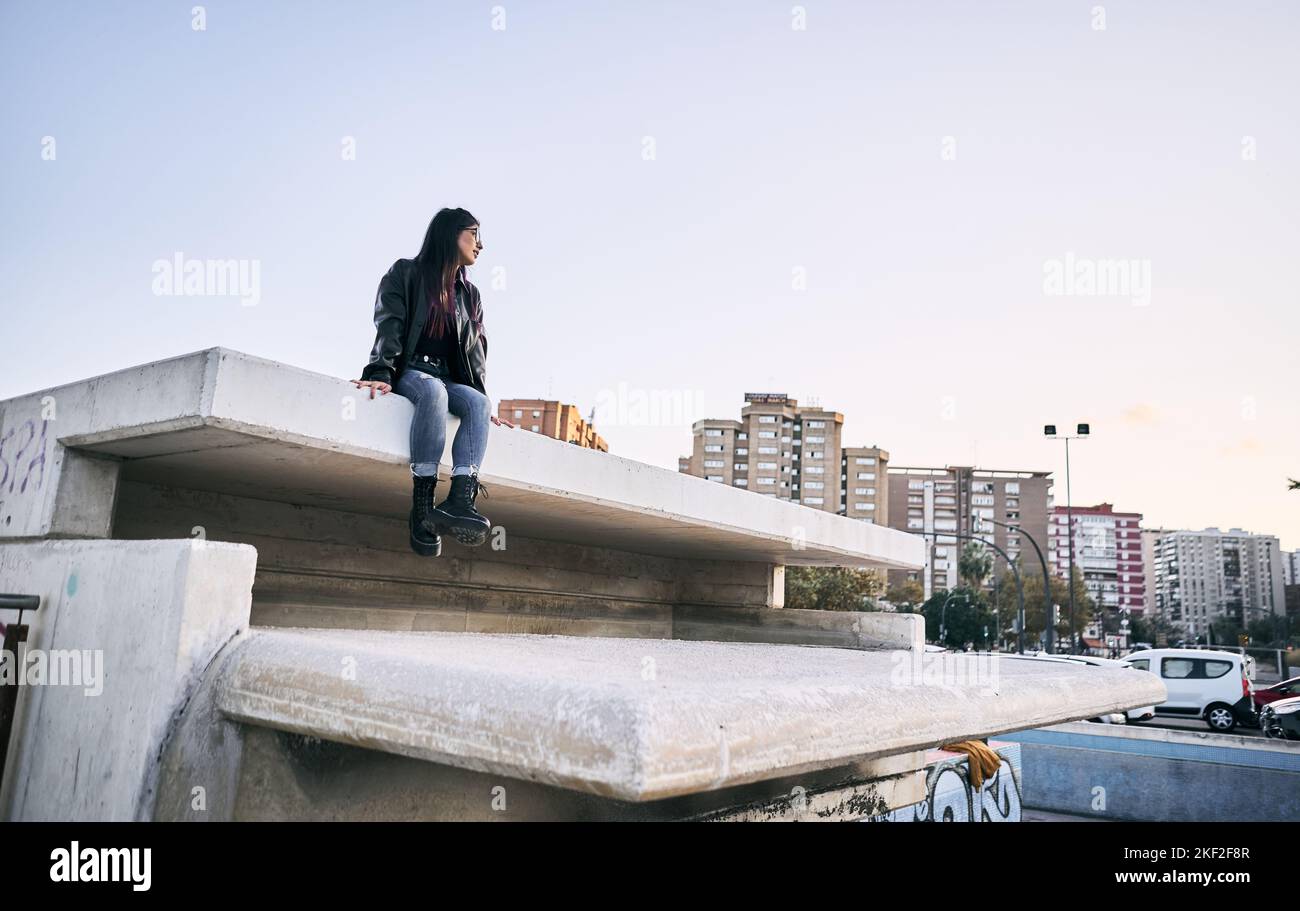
[{"left": 1123, "top": 648, "right": 1254, "bottom": 732}]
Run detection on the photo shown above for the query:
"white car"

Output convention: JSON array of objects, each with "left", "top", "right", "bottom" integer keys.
[
  {"left": 1122, "top": 648, "right": 1255, "bottom": 732},
  {"left": 1051, "top": 654, "right": 1156, "bottom": 723}
]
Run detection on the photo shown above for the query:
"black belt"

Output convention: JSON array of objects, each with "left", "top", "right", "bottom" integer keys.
[{"left": 408, "top": 353, "right": 452, "bottom": 378}]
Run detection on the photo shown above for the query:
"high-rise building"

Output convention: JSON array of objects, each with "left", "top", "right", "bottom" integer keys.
[
  {"left": 498, "top": 399, "right": 608, "bottom": 451},
  {"left": 1048, "top": 503, "right": 1146, "bottom": 616},
  {"left": 842, "top": 446, "right": 889, "bottom": 526},
  {"left": 1282, "top": 550, "right": 1300, "bottom": 586},
  {"left": 1140, "top": 527, "right": 1166, "bottom": 627},
  {"left": 1149, "top": 528, "right": 1286, "bottom": 639},
  {"left": 884, "top": 465, "right": 1053, "bottom": 600},
  {"left": 679, "top": 393, "right": 888, "bottom": 521}
]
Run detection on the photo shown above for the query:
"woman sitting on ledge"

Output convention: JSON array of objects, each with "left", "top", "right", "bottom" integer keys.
[{"left": 352, "top": 207, "right": 511, "bottom": 557}]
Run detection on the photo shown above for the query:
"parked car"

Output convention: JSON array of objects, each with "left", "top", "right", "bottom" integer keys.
[
  {"left": 1123, "top": 648, "right": 1254, "bottom": 732},
  {"left": 1250, "top": 676, "right": 1300, "bottom": 712},
  {"left": 1051, "top": 654, "right": 1156, "bottom": 722},
  {"left": 1259, "top": 695, "right": 1300, "bottom": 741}
]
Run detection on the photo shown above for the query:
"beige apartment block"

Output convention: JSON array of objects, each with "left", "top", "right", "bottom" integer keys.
[
  {"left": 499, "top": 398, "right": 608, "bottom": 452},
  {"left": 680, "top": 393, "right": 886, "bottom": 523}
]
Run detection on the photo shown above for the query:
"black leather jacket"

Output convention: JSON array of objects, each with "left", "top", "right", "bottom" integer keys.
[{"left": 359, "top": 258, "right": 488, "bottom": 395}]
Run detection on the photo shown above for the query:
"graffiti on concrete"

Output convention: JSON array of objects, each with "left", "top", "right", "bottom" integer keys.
[
  {"left": 0, "top": 417, "right": 50, "bottom": 496},
  {"left": 865, "top": 743, "right": 1022, "bottom": 822}
]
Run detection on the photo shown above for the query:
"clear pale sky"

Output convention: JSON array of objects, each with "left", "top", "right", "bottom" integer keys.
[{"left": 2, "top": 1, "right": 1297, "bottom": 549}]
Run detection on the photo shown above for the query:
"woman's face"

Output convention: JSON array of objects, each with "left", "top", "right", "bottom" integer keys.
[{"left": 458, "top": 225, "right": 482, "bottom": 266}]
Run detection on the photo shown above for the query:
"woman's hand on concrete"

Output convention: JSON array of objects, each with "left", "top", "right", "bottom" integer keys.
[
  {"left": 489, "top": 414, "right": 515, "bottom": 429},
  {"left": 351, "top": 379, "right": 392, "bottom": 399}
]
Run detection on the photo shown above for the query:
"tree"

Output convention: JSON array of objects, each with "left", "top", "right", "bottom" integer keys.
[
  {"left": 957, "top": 542, "right": 994, "bottom": 590},
  {"left": 784, "top": 566, "right": 884, "bottom": 612},
  {"left": 1209, "top": 616, "right": 1244, "bottom": 647},
  {"left": 885, "top": 579, "right": 925, "bottom": 611},
  {"left": 920, "top": 586, "right": 996, "bottom": 649},
  {"left": 992, "top": 563, "right": 1095, "bottom": 648}
]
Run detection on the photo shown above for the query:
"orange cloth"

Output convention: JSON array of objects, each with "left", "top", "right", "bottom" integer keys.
[{"left": 940, "top": 739, "right": 1002, "bottom": 789}]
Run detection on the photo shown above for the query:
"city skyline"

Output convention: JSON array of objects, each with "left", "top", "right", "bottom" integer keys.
[{"left": 2, "top": 1, "right": 1296, "bottom": 549}]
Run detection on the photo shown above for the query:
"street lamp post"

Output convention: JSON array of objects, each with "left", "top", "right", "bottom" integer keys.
[
  {"left": 1045, "top": 423, "right": 1089, "bottom": 654},
  {"left": 977, "top": 514, "right": 1056, "bottom": 654},
  {"left": 916, "top": 529, "right": 1026, "bottom": 654},
  {"left": 938, "top": 590, "right": 968, "bottom": 647}
]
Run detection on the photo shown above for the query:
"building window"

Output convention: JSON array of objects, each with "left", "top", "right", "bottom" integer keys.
[
  {"left": 857, "top": 472, "right": 875, "bottom": 481},
  {"left": 734, "top": 479, "right": 748, "bottom": 487},
  {"left": 804, "top": 497, "right": 824, "bottom": 505},
  {"left": 758, "top": 461, "right": 777, "bottom": 469},
  {"left": 759, "top": 430, "right": 777, "bottom": 438},
  {"left": 855, "top": 457, "right": 876, "bottom": 465},
  {"left": 736, "top": 448, "right": 748, "bottom": 456},
  {"left": 806, "top": 466, "right": 824, "bottom": 474},
  {"left": 758, "top": 416, "right": 777, "bottom": 423},
  {"left": 854, "top": 503, "right": 876, "bottom": 511},
  {"left": 758, "top": 446, "right": 778, "bottom": 455},
  {"left": 704, "top": 444, "right": 724, "bottom": 452},
  {"left": 806, "top": 435, "right": 824, "bottom": 444},
  {"left": 704, "top": 429, "right": 724, "bottom": 437},
  {"left": 703, "top": 460, "right": 724, "bottom": 468},
  {"left": 531, "top": 424, "right": 540, "bottom": 432},
  {"left": 1005, "top": 482, "right": 1020, "bottom": 495},
  {"left": 805, "top": 481, "right": 824, "bottom": 489},
  {"left": 513, "top": 409, "right": 523, "bottom": 419},
  {"left": 758, "top": 477, "right": 776, "bottom": 486}
]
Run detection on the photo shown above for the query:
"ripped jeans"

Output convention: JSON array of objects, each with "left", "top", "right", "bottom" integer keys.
[{"left": 393, "top": 368, "right": 491, "bottom": 480}]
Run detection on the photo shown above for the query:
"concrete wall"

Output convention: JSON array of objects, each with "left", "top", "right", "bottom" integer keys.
[
  {"left": 1001, "top": 721, "right": 1300, "bottom": 822},
  {"left": 0, "top": 539, "right": 254, "bottom": 821},
  {"left": 866, "top": 742, "right": 1022, "bottom": 822},
  {"left": 112, "top": 479, "right": 790, "bottom": 634}
]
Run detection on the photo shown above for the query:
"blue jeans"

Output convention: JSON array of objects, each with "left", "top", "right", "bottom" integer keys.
[{"left": 393, "top": 368, "right": 491, "bottom": 479}]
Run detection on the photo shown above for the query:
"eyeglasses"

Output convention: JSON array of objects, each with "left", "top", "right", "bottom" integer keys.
[{"left": 464, "top": 226, "right": 482, "bottom": 246}]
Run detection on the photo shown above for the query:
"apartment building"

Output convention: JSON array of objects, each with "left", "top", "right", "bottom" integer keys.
[
  {"left": 885, "top": 466, "right": 1053, "bottom": 600},
  {"left": 1048, "top": 503, "right": 1146, "bottom": 616},
  {"left": 1282, "top": 550, "right": 1300, "bottom": 586},
  {"left": 842, "top": 446, "right": 889, "bottom": 526},
  {"left": 497, "top": 398, "right": 608, "bottom": 452},
  {"left": 679, "top": 393, "right": 889, "bottom": 522},
  {"left": 1149, "top": 527, "right": 1287, "bottom": 639}
]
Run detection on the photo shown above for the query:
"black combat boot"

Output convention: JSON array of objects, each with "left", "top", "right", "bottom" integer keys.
[
  {"left": 409, "top": 473, "right": 442, "bottom": 557},
  {"left": 431, "top": 472, "right": 491, "bottom": 546}
]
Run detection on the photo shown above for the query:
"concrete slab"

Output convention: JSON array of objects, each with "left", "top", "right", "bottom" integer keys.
[
  {"left": 0, "top": 347, "right": 923, "bottom": 569},
  {"left": 214, "top": 628, "right": 1168, "bottom": 802},
  {"left": 0, "top": 539, "right": 256, "bottom": 821}
]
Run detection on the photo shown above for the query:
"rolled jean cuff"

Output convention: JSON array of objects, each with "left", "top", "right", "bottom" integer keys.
[
  {"left": 450, "top": 464, "right": 478, "bottom": 477},
  {"left": 411, "top": 462, "right": 440, "bottom": 478}
]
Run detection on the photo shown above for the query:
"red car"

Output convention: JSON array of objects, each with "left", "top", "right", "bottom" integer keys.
[{"left": 1251, "top": 676, "right": 1300, "bottom": 710}]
